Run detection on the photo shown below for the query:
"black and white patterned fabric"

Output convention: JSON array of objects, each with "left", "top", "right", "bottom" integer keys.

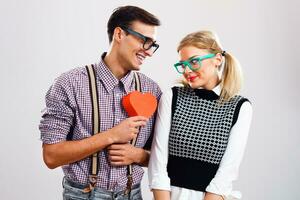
[
  {"left": 169, "top": 87, "right": 243, "bottom": 164},
  {"left": 167, "top": 86, "right": 248, "bottom": 191}
]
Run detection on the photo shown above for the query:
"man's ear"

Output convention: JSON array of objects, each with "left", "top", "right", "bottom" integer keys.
[{"left": 112, "top": 27, "right": 124, "bottom": 43}]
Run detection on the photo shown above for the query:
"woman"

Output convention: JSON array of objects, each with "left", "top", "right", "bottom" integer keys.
[{"left": 148, "top": 31, "right": 253, "bottom": 200}]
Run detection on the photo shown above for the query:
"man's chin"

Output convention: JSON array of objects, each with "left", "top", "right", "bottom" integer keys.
[{"left": 131, "top": 63, "right": 141, "bottom": 71}]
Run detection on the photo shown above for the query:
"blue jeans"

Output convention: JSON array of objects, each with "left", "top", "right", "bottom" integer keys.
[{"left": 62, "top": 177, "right": 143, "bottom": 200}]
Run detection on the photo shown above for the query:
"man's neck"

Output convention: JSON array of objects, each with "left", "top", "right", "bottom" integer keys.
[{"left": 103, "top": 50, "right": 128, "bottom": 80}]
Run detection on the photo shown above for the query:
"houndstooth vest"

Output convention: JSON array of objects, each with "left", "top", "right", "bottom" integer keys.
[{"left": 167, "top": 86, "right": 249, "bottom": 191}]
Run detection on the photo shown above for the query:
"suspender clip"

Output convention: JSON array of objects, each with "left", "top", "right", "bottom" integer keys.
[
  {"left": 124, "top": 174, "right": 133, "bottom": 195},
  {"left": 83, "top": 175, "right": 97, "bottom": 193}
]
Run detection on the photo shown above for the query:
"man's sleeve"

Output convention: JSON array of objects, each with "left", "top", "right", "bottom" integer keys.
[{"left": 39, "top": 73, "right": 76, "bottom": 144}]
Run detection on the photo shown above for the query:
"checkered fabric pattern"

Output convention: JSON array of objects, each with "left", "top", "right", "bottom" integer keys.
[
  {"left": 169, "top": 87, "right": 243, "bottom": 164},
  {"left": 39, "top": 55, "right": 161, "bottom": 191}
]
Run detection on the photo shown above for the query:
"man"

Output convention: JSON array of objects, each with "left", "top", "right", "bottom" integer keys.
[{"left": 39, "top": 5, "right": 161, "bottom": 200}]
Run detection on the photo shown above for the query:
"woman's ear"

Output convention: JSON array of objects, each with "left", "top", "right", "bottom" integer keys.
[{"left": 214, "top": 53, "right": 223, "bottom": 67}]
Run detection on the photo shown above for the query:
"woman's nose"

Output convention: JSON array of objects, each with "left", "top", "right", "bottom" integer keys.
[{"left": 184, "top": 66, "right": 193, "bottom": 73}]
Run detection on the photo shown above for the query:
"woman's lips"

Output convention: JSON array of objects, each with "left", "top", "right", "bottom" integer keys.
[{"left": 188, "top": 76, "right": 198, "bottom": 82}]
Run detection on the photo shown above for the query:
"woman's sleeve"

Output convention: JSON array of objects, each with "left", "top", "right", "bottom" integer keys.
[
  {"left": 206, "top": 101, "right": 253, "bottom": 198},
  {"left": 148, "top": 89, "right": 173, "bottom": 191}
]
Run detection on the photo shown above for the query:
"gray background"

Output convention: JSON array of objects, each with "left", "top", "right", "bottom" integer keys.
[{"left": 0, "top": 0, "right": 299, "bottom": 199}]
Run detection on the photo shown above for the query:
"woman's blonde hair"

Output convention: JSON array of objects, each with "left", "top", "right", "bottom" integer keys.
[{"left": 177, "top": 30, "right": 243, "bottom": 101}]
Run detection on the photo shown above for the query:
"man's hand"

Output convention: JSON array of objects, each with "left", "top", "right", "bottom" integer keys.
[
  {"left": 109, "top": 116, "right": 148, "bottom": 144},
  {"left": 42, "top": 116, "right": 148, "bottom": 169},
  {"left": 107, "top": 143, "right": 148, "bottom": 166}
]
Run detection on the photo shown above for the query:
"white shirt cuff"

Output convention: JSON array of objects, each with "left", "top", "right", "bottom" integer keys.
[
  {"left": 149, "top": 173, "right": 171, "bottom": 191},
  {"left": 206, "top": 178, "right": 242, "bottom": 199}
]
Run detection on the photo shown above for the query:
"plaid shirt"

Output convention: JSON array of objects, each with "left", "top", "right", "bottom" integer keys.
[{"left": 39, "top": 54, "right": 162, "bottom": 191}]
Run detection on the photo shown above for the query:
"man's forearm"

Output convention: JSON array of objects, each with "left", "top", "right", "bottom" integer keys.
[{"left": 43, "top": 131, "right": 114, "bottom": 169}]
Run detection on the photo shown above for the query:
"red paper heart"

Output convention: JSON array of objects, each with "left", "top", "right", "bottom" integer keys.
[{"left": 122, "top": 91, "right": 158, "bottom": 118}]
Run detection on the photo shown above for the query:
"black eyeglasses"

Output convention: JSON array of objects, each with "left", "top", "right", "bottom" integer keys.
[{"left": 121, "top": 26, "right": 159, "bottom": 53}]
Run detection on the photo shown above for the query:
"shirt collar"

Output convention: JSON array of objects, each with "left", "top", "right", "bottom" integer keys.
[
  {"left": 193, "top": 84, "right": 221, "bottom": 100},
  {"left": 212, "top": 84, "right": 221, "bottom": 96},
  {"left": 196, "top": 84, "right": 221, "bottom": 96},
  {"left": 94, "top": 52, "right": 135, "bottom": 94},
  {"left": 120, "top": 71, "right": 135, "bottom": 93}
]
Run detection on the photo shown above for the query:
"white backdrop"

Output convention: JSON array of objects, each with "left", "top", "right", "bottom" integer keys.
[{"left": 0, "top": 0, "right": 299, "bottom": 199}]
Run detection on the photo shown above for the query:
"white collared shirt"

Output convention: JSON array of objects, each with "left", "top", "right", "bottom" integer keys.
[{"left": 148, "top": 85, "right": 253, "bottom": 200}]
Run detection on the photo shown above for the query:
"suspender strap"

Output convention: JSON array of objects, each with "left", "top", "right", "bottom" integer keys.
[
  {"left": 84, "top": 64, "right": 100, "bottom": 193},
  {"left": 124, "top": 72, "right": 141, "bottom": 197},
  {"left": 129, "top": 72, "right": 141, "bottom": 147},
  {"left": 84, "top": 67, "right": 141, "bottom": 195},
  {"left": 133, "top": 72, "right": 141, "bottom": 92}
]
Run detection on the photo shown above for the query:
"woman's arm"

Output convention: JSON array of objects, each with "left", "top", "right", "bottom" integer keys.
[
  {"left": 148, "top": 90, "right": 173, "bottom": 199},
  {"left": 204, "top": 192, "right": 224, "bottom": 200},
  {"left": 153, "top": 189, "right": 171, "bottom": 200},
  {"left": 205, "top": 101, "right": 253, "bottom": 199}
]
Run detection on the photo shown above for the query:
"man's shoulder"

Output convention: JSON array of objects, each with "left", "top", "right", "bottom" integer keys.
[
  {"left": 55, "top": 66, "right": 88, "bottom": 83},
  {"left": 61, "top": 66, "right": 87, "bottom": 79},
  {"left": 49, "top": 66, "right": 89, "bottom": 93}
]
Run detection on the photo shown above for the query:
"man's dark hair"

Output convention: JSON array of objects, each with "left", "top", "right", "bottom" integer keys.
[{"left": 107, "top": 5, "right": 161, "bottom": 43}]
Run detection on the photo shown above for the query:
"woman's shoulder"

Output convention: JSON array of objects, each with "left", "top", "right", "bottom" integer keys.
[
  {"left": 231, "top": 95, "right": 253, "bottom": 126},
  {"left": 233, "top": 95, "right": 252, "bottom": 109},
  {"left": 159, "top": 85, "right": 186, "bottom": 103}
]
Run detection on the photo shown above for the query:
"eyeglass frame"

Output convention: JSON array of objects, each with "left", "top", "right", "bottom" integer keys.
[
  {"left": 173, "top": 53, "right": 216, "bottom": 74},
  {"left": 120, "top": 26, "right": 159, "bottom": 53}
]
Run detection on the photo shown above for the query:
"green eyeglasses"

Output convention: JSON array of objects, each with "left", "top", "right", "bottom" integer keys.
[
  {"left": 121, "top": 26, "right": 159, "bottom": 53},
  {"left": 173, "top": 54, "right": 216, "bottom": 74}
]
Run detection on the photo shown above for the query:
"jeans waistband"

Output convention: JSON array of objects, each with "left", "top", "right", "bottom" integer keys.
[{"left": 63, "top": 177, "right": 140, "bottom": 195}]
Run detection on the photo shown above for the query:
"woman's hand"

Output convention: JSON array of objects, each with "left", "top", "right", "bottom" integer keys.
[{"left": 204, "top": 192, "right": 224, "bottom": 200}]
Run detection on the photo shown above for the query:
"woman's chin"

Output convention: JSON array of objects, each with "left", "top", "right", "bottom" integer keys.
[{"left": 188, "top": 80, "right": 203, "bottom": 89}]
